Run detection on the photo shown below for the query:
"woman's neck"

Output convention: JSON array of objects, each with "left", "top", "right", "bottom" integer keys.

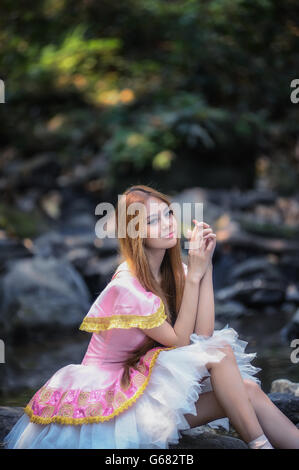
[{"left": 144, "top": 247, "right": 165, "bottom": 282}]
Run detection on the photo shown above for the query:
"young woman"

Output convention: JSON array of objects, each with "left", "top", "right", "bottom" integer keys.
[{"left": 4, "top": 185, "right": 299, "bottom": 449}]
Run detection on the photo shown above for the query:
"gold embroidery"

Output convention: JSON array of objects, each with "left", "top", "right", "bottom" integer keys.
[
  {"left": 105, "top": 389, "right": 114, "bottom": 406},
  {"left": 39, "top": 388, "right": 53, "bottom": 403},
  {"left": 40, "top": 406, "right": 55, "bottom": 418},
  {"left": 132, "top": 372, "right": 147, "bottom": 388},
  {"left": 136, "top": 363, "right": 147, "bottom": 375},
  {"left": 24, "top": 346, "right": 176, "bottom": 425},
  {"left": 79, "top": 299, "right": 166, "bottom": 333},
  {"left": 58, "top": 404, "right": 74, "bottom": 417},
  {"left": 78, "top": 391, "right": 90, "bottom": 406},
  {"left": 86, "top": 403, "right": 103, "bottom": 417},
  {"left": 60, "top": 391, "right": 68, "bottom": 404},
  {"left": 113, "top": 391, "right": 127, "bottom": 408},
  {"left": 143, "top": 349, "right": 156, "bottom": 362}
]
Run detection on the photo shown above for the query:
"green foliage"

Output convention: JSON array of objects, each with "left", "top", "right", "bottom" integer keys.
[
  {"left": 0, "top": 202, "right": 49, "bottom": 239},
  {"left": 0, "top": 0, "right": 298, "bottom": 190}
]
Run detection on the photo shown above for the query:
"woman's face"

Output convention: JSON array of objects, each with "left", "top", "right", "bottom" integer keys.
[{"left": 143, "top": 197, "right": 178, "bottom": 249}]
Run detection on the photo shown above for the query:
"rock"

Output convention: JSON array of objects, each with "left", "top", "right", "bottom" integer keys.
[
  {"left": 33, "top": 229, "right": 119, "bottom": 288},
  {"left": 0, "top": 238, "right": 32, "bottom": 267},
  {"left": 0, "top": 256, "right": 91, "bottom": 336},
  {"left": 280, "top": 308, "right": 299, "bottom": 343},
  {"left": 56, "top": 156, "right": 108, "bottom": 187},
  {"left": 222, "top": 230, "right": 299, "bottom": 255},
  {"left": 1, "top": 153, "right": 60, "bottom": 192},
  {"left": 215, "top": 279, "right": 285, "bottom": 307},
  {"left": 228, "top": 257, "right": 282, "bottom": 283},
  {"left": 66, "top": 246, "right": 96, "bottom": 272},
  {"left": 83, "top": 254, "right": 120, "bottom": 278},
  {"left": 280, "top": 302, "right": 297, "bottom": 315},
  {"left": 170, "top": 431, "right": 247, "bottom": 449},
  {"left": 224, "top": 188, "right": 277, "bottom": 210},
  {"left": 285, "top": 284, "right": 299, "bottom": 304},
  {"left": 270, "top": 379, "right": 299, "bottom": 396},
  {"left": 93, "top": 233, "right": 120, "bottom": 255},
  {"left": 32, "top": 230, "right": 95, "bottom": 259},
  {"left": 172, "top": 187, "right": 224, "bottom": 242},
  {"left": 280, "top": 254, "right": 299, "bottom": 283},
  {"left": 212, "top": 253, "right": 238, "bottom": 291},
  {"left": 0, "top": 407, "right": 24, "bottom": 445},
  {"left": 267, "top": 393, "right": 299, "bottom": 424},
  {"left": 215, "top": 300, "right": 253, "bottom": 319},
  {"left": 0, "top": 334, "right": 89, "bottom": 396}
]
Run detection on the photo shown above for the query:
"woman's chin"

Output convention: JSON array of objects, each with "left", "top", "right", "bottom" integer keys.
[{"left": 161, "top": 236, "right": 177, "bottom": 246}]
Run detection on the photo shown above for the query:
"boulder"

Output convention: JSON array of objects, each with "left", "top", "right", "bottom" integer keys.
[
  {"left": 170, "top": 426, "right": 248, "bottom": 449},
  {"left": 0, "top": 407, "right": 24, "bottom": 446},
  {"left": 0, "top": 256, "right": 91, "bottom": 336},
  {"left": 280, "top": 308, "right": 299, "bottom": 343},
  {"left": 270, "top": 378, "right": 299, "bottom": 396},
  {"left": 266, "top": 393, "right": 299, "bottom": 424}
]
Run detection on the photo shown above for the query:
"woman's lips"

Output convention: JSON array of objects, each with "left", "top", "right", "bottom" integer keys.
[{"left": 163, "top": 231, "right": 174, "bottom": 238}]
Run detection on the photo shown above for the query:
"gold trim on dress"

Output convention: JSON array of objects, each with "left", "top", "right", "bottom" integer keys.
[
  {"left": 23, "top": 345, "right": 176, "bottom": 426},
  {"left": 78, "top": 298, "right": 166, "bottom": 333}
]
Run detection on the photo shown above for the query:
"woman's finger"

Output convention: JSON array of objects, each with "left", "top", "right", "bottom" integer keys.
[
  {"left": 189, "top": 220, "right": 201, "bottom": 249},
  {"left": 193, "top": 219, "right": 207, "bottom": 237},
  {"left": 193, "top": 219, "right": 210, "bottom": 228},
  {"left": 206, "top": 237, "right": 215, "bottom": 251}
]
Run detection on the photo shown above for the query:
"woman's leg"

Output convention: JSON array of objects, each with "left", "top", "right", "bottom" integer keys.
[
  {"left": 184, "top": 344, "right": 264, "bottom": 444},
  {"left": 205, "top": 344, "right": 265, "bottom": 444},
  {"left": 245, "top": 379, "right": 299, "bottom": 449},
  {"left": 184, "top": 377, "right": 299, "bottom": 449},
  {"left": 184, "top": 389, "right": 227, "bottom": 428}
]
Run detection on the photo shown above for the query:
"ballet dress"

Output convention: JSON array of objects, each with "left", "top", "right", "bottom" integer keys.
[{"left": 4, "top": 261, "right": 262, "bottom": 449}]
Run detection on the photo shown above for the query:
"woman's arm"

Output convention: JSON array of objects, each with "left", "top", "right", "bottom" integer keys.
[
  {"left": 142, "top": 271, "right": 202, "bottom": 347},
  {"left": 194, "top": 262, "right": 215, "bottom": 337},
  {"left": 143, "top": 221, "right": 213, "bottom": 348}
]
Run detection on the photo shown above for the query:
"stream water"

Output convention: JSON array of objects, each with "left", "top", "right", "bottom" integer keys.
[{"left": 0, "top": 311, "right": 298, "bottom": 407}]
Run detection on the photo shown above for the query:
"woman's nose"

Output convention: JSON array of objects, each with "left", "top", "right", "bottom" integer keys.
[{"left": 161, "top": 220, "right": 172, "bottom": 231}]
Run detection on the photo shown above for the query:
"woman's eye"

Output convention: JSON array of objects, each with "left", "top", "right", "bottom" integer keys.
[
  {"left": 147, "top": 209, "right": 173, "bottom": 225},
  {"left": 147, "top": 218, "right": 156, "bottom": 225}
]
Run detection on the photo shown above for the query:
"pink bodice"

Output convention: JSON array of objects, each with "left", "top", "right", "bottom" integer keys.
[
  {"left": 24, "top": 260, "right": 186, "bottom": 425},
  {"left": 81, "top": 328, "right": 148, "bottom": 371}
]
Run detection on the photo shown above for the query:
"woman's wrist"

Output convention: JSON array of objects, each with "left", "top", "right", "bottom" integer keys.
[
  {"left": 201, "top": 262, "right": 213, "bottom": 279},
  {"left": 186, "top": 270, "right": 203, "bottom": 284}
]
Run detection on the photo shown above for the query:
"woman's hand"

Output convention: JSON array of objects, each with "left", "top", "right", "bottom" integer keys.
[
  {"left": 186, "top": 219, "right": 216, "bottom": 281},
  {"left": 199, "top": 220, "right": 216, "bottom": 263}
]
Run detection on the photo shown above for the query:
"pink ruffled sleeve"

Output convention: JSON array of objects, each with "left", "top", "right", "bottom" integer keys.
[{"left": 79, "top": 277, "right": 166, "bottom": 333}]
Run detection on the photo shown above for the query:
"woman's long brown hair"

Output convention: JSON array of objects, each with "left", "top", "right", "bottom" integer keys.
[{"left": 113, "top": 184, "right": 186, "bottom": 389}]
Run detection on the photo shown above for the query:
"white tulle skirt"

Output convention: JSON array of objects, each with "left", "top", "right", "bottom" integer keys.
[{"left": 4, "top": 325, "right": 262, "bottom": 449}]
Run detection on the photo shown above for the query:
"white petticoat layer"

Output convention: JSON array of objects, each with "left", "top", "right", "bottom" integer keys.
[{"left": 4, "top": 324, "right": 262, "bottom": 449}]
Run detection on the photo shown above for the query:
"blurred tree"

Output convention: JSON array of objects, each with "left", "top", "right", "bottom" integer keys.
[{"left": 0, "top": 0, "right": 298, "bottom": 193}]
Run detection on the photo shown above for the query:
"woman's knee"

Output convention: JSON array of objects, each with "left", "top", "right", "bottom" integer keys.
[
  {"left": 205, "top": 342, "right": 236, "bottom": 370},
  {"left": 243, "top": 379, "right": 262, "bottom": 402},
  {"left": 218, "top": 343, "right": 235, "bottom": 358}
]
